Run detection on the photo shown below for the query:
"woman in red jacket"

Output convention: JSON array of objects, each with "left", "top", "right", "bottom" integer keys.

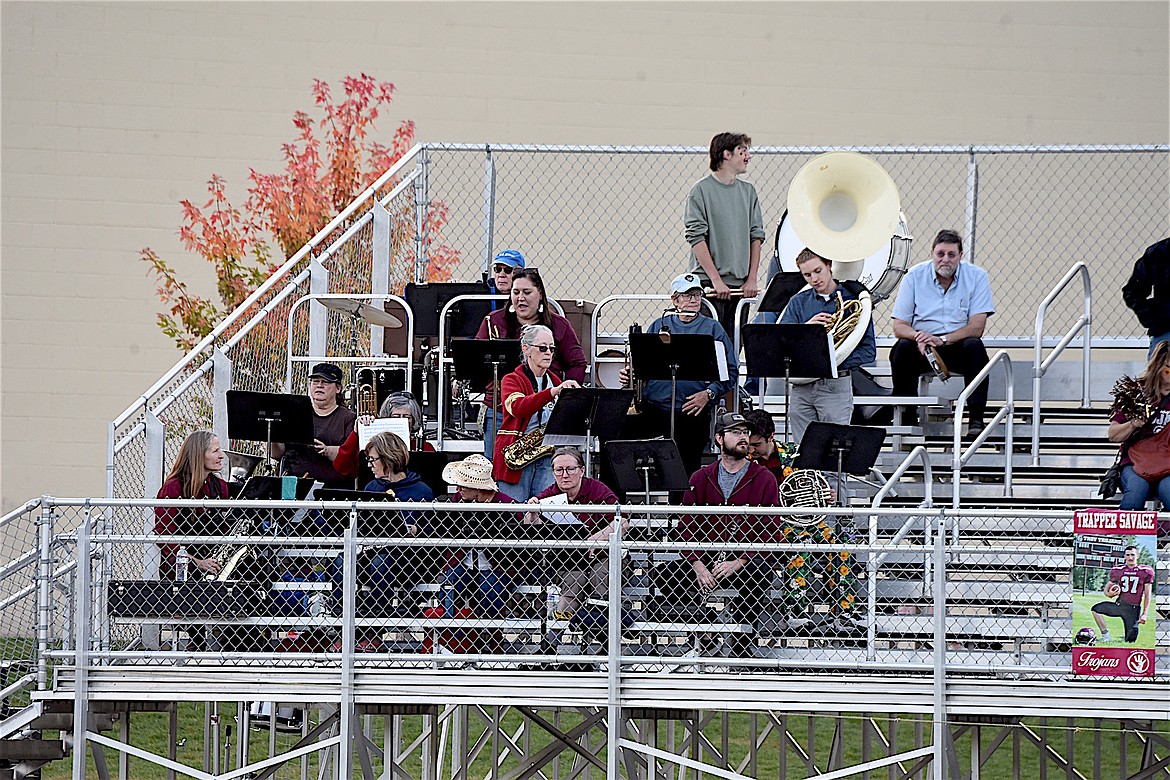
[{"left": 493, "top": 324, "right": 581, "bottom": 500}]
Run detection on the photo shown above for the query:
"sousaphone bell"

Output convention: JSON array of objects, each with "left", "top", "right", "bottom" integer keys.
[{"left": 779, "top": 152, "right": 911, "bottom": 383}]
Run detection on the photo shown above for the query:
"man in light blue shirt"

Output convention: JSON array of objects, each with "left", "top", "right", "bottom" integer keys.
[{"left": 890, "top": 229, "right": 995, "bottom": 437}]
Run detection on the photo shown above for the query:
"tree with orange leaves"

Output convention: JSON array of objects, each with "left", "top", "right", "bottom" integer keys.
[{"left": 142, "top": 73, "right": 454, "bottom": 351}]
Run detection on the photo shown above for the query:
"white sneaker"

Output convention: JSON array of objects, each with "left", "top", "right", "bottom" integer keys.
[{"left": 1099, "top": 631, "right": 1111, "bottom": 643}]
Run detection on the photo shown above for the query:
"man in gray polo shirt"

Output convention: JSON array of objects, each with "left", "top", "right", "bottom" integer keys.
[
  {"left": 684, "top": 132, "right": 766, "bottom": 338},
  {"left": 890, "top": 229, "right": 995, "bottom": 437}
]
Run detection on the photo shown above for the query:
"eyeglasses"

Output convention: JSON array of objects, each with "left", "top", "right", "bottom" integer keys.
[
  {"left": 553, "top": 466, "right": 581, "bottom": 476},
  {"left": 722, "top": 428, "right": 751, "bottom": 437},
  {"left": 674, "top": 291, "right": 702, "bottom": 301},
  {"left": 363, "top": 453, "right": 381, "bottom": 465},
  {"left": 492, "top": 264, "right": 515, "bottom": 275},
  {"left": 530, "top": 344, "right": 554, "bottom": 353}
]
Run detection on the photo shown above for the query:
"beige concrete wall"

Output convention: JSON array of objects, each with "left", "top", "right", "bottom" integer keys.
[{"left": 2, "top": 1, "right": 1167, "bottom": 510}]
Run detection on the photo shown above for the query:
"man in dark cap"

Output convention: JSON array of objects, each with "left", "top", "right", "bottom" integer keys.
[
  {"left": 652, "top": 412, "right": 781, "bottom": 657},
  {"left": 271, "top": 362, "right": 358, "bottom": 488}
]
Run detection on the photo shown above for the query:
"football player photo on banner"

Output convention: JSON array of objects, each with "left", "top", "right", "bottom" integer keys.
[{"left": 1071, "top": 509, "right": 1157, "bottom": 677}]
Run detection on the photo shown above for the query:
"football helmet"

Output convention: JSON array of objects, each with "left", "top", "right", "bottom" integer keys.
[{"left": 1074, "top": 627, "right": 1097, "bottom": 646}]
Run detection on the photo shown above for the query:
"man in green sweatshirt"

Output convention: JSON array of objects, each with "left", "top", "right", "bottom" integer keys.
[{"left": 684, "top": 132, "right": 766, "bottom": 339}]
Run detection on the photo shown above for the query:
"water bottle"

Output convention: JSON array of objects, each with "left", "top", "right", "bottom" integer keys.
[
  {"left": 175, "top": 546, "right": 190, "bottom": 582},
  {"left": 546, "top": 585, "right": 561, "bottom": 618}
]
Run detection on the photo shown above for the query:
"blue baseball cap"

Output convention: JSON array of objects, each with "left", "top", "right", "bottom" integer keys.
[{"left": 493, "top": 249, "right": 526, "bottom": 269}]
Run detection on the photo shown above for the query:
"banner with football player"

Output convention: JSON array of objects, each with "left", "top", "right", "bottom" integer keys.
[{"left": 1071, "top": 509, "right": 1157, "bottom": 677}]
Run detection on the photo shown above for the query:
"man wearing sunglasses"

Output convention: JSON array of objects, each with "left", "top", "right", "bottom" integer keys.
[{"left": 487, "top": 248, "right": 525, "bottom": 312}]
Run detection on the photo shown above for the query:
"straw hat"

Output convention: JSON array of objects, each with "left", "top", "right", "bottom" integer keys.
[{"left": 441, "top": 454, "right": 499, "bottom": 492}]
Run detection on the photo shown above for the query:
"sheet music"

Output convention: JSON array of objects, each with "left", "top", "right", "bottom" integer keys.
[
  {"left": 714, "top": 341, "right": 730, "bottom": 382},
  {"left": 826, "top": 333, "right": 839, "bottom": 379},
  {"left": 539, "top": 493, "right": 581, "bottom": 525},
  {"left": 358, "top": 417, "right": 412, "bottom": 448}
]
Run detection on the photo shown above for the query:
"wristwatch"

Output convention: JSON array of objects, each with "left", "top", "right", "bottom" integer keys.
[
  {"left": 941, "top": 334, "right": 949, "bottom": 344},
  {"left": 705, "top": 388, "right": 716, "bottom": 401}
]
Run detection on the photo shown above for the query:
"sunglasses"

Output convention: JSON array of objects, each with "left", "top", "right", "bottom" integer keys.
[
  {"left": 492, "top": 264, "right": 515, "bottom": 275},
  {"left": 529, "top": 344, "right": 555, "bottom": 353}
]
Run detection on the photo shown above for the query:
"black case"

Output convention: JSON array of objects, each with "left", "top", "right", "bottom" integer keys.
[{"left": 107, "top": 580, "right": 264, "bottom": 618}]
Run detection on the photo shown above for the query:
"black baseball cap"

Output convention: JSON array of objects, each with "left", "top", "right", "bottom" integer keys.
[
  {"left": 715, "top": 412, "right": 749, "bottom": 433},
  {"left": 308, "top": 362, "right": 344, "bottom": 385}
]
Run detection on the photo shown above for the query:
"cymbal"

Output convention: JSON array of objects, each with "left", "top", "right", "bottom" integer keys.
[{"left": 319, "top": 298, "right": 403, "bottom": 329}]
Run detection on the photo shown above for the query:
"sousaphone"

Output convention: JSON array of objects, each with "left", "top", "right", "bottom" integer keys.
[{"left": 778, "top": 152, "right": 911, "bottom": 383}]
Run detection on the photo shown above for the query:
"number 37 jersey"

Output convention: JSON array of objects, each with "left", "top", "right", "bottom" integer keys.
[{"left": 1109, "top": 564, "right": 1155, "bottom": 606}]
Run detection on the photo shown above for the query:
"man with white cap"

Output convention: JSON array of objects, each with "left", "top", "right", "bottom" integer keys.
[{"left": 621, "top": 272, "right": 737, "bottom": 475}]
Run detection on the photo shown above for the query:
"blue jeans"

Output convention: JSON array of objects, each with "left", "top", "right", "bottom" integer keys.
[
  {"left": 1119, "top": 464, "right": 1170, "bottom": 510},
  {"left": 483, "top": 407, "right": 499, "bottom": 458},
  {"left": 442, "top": 564, "right": 510, "bottom": 616},
  {"left": 497, "top": 456, "right": 554, "bottom": 501}
]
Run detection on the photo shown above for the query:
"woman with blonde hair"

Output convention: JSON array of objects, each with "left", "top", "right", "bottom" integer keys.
[
  {"left": 1107, "top": 341, "right": 1170, "bottom": 511},
  {"left": 154, "top": 429, "right": 230, "bottom": 579}
]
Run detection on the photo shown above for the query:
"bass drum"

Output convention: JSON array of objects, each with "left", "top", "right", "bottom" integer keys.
[{"left": 771, "top": 209, "right": 913, "bottom": 302}]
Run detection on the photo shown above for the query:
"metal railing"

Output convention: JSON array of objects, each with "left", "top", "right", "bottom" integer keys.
[
  {"left": 952, "top": 350, "right": 1015, "bottom": 510},
  {"left": 1031, "top": 262, "right": 1092, "bottom": 465}
]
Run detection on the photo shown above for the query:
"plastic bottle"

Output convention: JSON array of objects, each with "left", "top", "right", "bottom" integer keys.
[{"left": 175, "top": 546, "right": 190, "bottom": 582}]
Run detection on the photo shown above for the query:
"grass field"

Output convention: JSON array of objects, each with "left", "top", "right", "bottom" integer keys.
[
  {"left": 1072, "top": 592, "right": 1157, "bottom": 647},
  {"left": 36, "top": 704, "right": 1170, "bottom": 779}
]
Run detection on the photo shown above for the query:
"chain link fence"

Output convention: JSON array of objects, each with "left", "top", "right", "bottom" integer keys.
[
  {"left": 35, "top": 499, "right": 1164, "bottom": 679},
  {"left": 426, "top": 144, "right": 1167, "bottom": 343},
  {"left": 105, "top": 144, "right": 1167, "bottom": 503}
]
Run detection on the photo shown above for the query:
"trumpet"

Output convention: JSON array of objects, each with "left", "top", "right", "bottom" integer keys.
[{"left": 353, "top": 367, "right": 379, "bottom": 416}]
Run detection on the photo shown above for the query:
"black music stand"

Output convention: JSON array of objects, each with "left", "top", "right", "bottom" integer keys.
[
  {"left": 226, "top": 391, "right": 314, "bottom": 476},
  {"left": 741, "top": 323, "right": 834, "bottom": 443},
  {"left": 757, "top": 271, "right": 807, "bottom": 314},
  {"left": 404, "top": 282, "right": 491, "bottom": 340},
  {"left": 543, "top": 387, "right": 635, "bottom": 475},
  {"left": 629, "top": 331, "right": 724, "bottom": 441},
  {"left": 603, "top": 438, "right": 690, "bottom": 505},
  {"left": 449, "top": 338, "right": 522, "bottom": 443},
  {"left": 793, "top": 422, "right": 886, "bottom": 507}
]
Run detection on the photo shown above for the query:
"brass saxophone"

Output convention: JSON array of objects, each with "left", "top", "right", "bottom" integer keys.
[
  {"left": 503, "top": 426, "right": 554, "bottom": 470},
  {"left": 211, "top": 511, "right": 254, "bottom": 581}
]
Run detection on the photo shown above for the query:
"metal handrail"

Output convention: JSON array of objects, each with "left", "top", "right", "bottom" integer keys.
[
  {"left": 110, "top": 146, "right": 425, "bottom": 430},
  {"left": 284, "top": 293, "right": 415, "bottom": 392},
  {"left": 0, "top": 498, "right": 41, "bottom": 531},
  {"left": 873, "top": 446, "right": 934, "bottom": 509},
  {"left": 952, "top": 350, "right": 1014, "bottom": 510},
  {"left": 1031, "top": 262, "right": 1092, "bottom": 465}
]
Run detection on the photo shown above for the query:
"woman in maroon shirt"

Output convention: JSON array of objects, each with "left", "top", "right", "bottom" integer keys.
[
  {"left": 154, "top": 430, "right": 230, "bottom": 580},
  {"left": 528, "top": 447, "right": 626, "bottom": 620}
]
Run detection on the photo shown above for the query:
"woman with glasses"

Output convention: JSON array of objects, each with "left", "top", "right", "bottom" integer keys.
[
  {"left": 362, "top": 431, "right": 433, "bottom": 501},
  {"left": 330, "top": 431, "right": 434, "bottom": 648},
  {"left": 475, "top": 268, "right": 587, "bottom": 457},
  {"left": 377, "top": 391, "right": 435, "bottom": 452},
  {"left": 493, "top": 324, "right": 581, "bottom": 500},
  {"left": 527, "top": 447, "right": 625, "bottom": 626}
]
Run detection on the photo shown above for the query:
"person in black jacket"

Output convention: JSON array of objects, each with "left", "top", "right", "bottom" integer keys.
[{"left": 1122, "top": 237, "right": 1170, "bottom": 359}]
